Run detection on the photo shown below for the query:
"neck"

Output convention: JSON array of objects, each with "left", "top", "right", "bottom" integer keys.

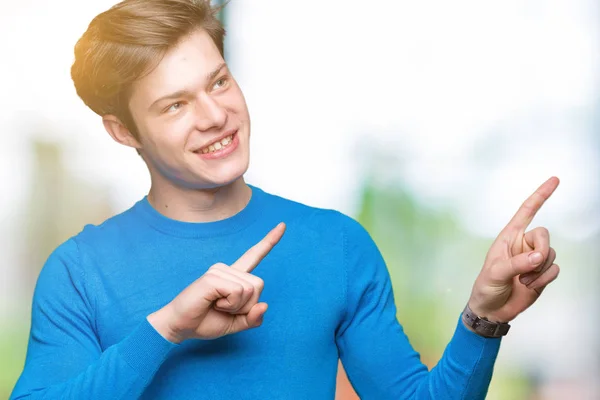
[{"left": 147, "top": 177, "right": 251, "bottom": 223}]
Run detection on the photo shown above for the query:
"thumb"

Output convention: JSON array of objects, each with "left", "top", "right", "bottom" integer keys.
[
  {"left": 230, "top": 302, "right": 268, "bottom": 333},
  {"left": 493, "top": 251, "right": 545, "bottom": 282},
  {"left": 246, "top": 302, "right": 268, "bottom": 328}
]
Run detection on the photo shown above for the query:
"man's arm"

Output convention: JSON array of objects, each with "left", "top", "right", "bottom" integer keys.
[
  {"left": 336, "top": 217, "right": 500, "bottom": 399},
  {"left": 11, "top": 222, "right": 286, "bottom": 399},
  {"left": 10, "top": 239, "right": 177, "bottom": 400},
  {"left": 337, "top": 177, "right": 560, "bottom": 399}
]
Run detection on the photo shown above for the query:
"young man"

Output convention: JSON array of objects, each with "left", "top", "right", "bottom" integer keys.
[{"left": 11, "top": 0, "right": 560, "bottom": 399}]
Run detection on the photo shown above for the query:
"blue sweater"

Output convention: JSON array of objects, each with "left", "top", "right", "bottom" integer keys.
[{"left": 12, "top": 185, "right": 500, "bottom": 399}]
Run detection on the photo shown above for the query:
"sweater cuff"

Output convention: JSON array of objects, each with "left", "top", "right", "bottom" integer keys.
[
  {"left": 449, "top": 314, "right": 502, "bottom": 367},
  {"left": 117, "top": 319, "right": 178, "bottom": 381}
]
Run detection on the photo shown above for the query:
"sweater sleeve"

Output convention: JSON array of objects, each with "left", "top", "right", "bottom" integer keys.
[
  {"left": 335, "top": 217, "right": 501, "bottom": 399},
  {"left": 10, "top": 239, "right": 177, "bottom": 400}
]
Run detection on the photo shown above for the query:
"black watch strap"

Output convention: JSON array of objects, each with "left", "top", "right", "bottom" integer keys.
[{"left": 462, "top": 304, "right": 511, "bottom": 338}]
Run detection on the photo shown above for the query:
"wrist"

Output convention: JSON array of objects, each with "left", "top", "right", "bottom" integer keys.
[
  {"left": 462, "top": 303, "right": 511, "bottom": 338},
  {"left": 147, "top": 304, "right": 185, "bottom": 344},
  {"left": 467, "top": 301, "right": 492, "bottom": 321},
  {"left": 467, "top": 296, "right": 508, "bottom": 323}
]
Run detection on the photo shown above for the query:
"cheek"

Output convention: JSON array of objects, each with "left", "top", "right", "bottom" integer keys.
[
  {"left": 129, "top": 106, "right": 189, "bottom": 165},
  {"left": 141, "top": 118, "right": 194, "bottom": 157},
  {"left": 227, "top": 84, "right": 249, "bottom": 116}
]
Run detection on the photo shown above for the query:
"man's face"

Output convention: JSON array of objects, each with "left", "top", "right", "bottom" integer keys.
[{"left": 127, "top": 29, "right": 250, "bottom": 189}]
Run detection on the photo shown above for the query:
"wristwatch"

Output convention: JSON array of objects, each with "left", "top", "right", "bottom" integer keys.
[{"left": 461, "top": 304, "right": 511, "bottom": 338}]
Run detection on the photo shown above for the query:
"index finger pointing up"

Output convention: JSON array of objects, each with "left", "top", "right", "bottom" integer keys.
[
  {"left": 504, "top": 176, "right": 559, "bottom": 232},
  {"left": 231, "top": 222, "right": 286, "bottom": 273}
]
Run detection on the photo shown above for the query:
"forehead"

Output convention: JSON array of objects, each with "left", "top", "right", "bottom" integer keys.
[{"left": 131, "top": 29, "right": 225, "bottom": 104}]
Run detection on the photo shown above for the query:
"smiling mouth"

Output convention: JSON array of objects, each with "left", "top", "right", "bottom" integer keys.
[{"left": 197, "top": 132, "right": 236, "bottom": 154}]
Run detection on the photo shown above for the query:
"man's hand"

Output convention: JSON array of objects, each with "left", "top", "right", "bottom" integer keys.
[
  {"left": 467, "top": 177, "right": 560, "bottom": 323},
  {"left": 148, "top": 222, "right": 286, "bottom": 343}
]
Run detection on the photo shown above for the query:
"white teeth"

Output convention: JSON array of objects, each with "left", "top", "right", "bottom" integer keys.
[{"left": 199, "top": 134, "right": 234, "bottom": 154}]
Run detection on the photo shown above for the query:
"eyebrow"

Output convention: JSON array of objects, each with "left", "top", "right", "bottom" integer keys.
[
  {"left": 206, "top": 62, "right": 227, "bottom": 84},
  {"left": 148, "top": 62, "right": 228, "bottom": 111}
]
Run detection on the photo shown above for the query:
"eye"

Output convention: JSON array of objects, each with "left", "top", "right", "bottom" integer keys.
[
  {"left": 166, "top": 102, "right": 183, "bottom": 113},
  {"left": 212, "top": 77, "right": 228, "bottom": 90}
]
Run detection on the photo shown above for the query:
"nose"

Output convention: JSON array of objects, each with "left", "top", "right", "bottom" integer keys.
[{"left": 194, "top": 92, "right": 227, "bottom": 131}]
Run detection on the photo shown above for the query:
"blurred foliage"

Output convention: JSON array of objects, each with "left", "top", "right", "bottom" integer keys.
[
  {"left": 356, "top": 179, "right": 474, "bottom": 358},
  {"left": 0, "top": 325, "right": 28, "bottom": 399}
]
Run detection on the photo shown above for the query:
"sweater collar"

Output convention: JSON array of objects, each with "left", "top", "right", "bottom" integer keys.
[{"left": 133, "top": 185, "right": 266, "bottom": 238}]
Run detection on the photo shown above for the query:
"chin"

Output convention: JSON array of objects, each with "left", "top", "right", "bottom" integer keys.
[
  {"left": 196, "top": 162, "right": 249, "bottom": 189},
  {"left": 183, "top": 138, "right": 250, "bottom": 188}
]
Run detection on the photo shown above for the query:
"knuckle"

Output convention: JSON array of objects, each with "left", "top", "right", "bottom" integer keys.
[
  {"left": 215, "top": 298, "right": 229, "bottom": 308},
  {"left": 233, "top": 282, "right": 245, "bottom": 295},
  {"left": 541, "top": 261, "right": 552, "bottom": 273},
  {"left": 255, "top": 278, "right": 265, "bottom": 291},
  {"left": 210, "top": 262, "right": 227, "bottom": 271},
  {"left": 202, "top": 271, "right": 218, "bottom": 282},
  {"left": 522, "top": 200, "right": 536, "bottom": 214},
  {"left": 248, "top": 275, "right": 263, "bottom": 287}
]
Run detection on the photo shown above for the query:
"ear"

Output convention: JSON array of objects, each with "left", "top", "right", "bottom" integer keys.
[{"left": 102, "top": 115, "right": 142, "bottom": 150}]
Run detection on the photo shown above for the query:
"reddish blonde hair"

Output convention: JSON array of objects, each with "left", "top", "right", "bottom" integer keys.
[{"left": 71, "top": 0, "right": 226, "bottom": 136}]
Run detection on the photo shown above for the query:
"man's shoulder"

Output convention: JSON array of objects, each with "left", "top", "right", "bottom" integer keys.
[
  {"left": 257, "top": 186, "right": 365, "bottom": 236},
  {"left": 38, "top": 200, "right": 144, "bottom": 279},
  {"left": 68, "top": 199, "right": 144, "bottom": 248}
]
